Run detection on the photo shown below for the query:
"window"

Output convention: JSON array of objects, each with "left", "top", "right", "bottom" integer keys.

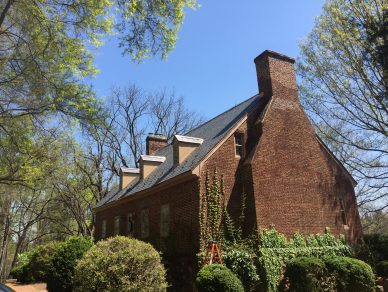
[
  {"left": 234, "top": 133, "right": 244, "bottom": 157},
  {"left": 160, "top": 204, "right": 170, "bottom": 237},
  {"left": 141, "top": 209, "right": 149, "bottom": 238},
  {"left": 127, "top": 212, "right": 135, "bottom": 236},
  {"left": 339, "top": 195, "right": 347, "bottom": 225},
  {"left": 114, "top": 216, "right": 120, "bottom": 235},
  {"left": 101, "top": 219, "right": 107, "bottom": 239}
]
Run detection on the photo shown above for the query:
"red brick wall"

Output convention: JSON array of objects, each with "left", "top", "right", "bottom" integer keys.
[
  {"left": 248, "top": 95, "right": 361, "bottom": 242},
  {"left": 95, "top": 178, "right": 200, "bottom": 255}
]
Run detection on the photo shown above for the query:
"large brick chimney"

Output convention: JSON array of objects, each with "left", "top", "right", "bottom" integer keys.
[
  {"left": 146, "top": 134, "right": 168, "bottom": 155},
  {"left": 254, "top": 50, "right": 298, "bottom": 100}
]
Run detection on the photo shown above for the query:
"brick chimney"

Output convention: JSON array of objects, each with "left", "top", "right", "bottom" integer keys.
[
  {"left": 146, "top": 134, "right": 168, "bottom": 155},
  {"left": 254, "top": 50, "right": 298, "bottom": 100}
]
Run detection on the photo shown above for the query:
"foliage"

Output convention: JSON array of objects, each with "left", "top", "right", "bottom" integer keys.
[
  {"left": 47, "top": 236, "right": 93, "bottom": 292},
  {"left": 27, "top": 241, "right": 63, "bottom": 283},
  {"left": 73, "top": 236, "right": 167, "bottom": 292},
  {"left": 222, "top": 245, "right": 261, "bottom": 291},
  {"left": 11, "top": 241, "right": 63, "bottom": 284},
  {"left": 283, "top": 256, "right": 335, "bottom": 292},
  {"left": 10, "top": 250, "right": 34, "bottom": 284},
  {"left": 376, "top": 261, "right": 388, "bottom": 278},
  {"left": 298, "top": 0, "right": 388, "bottom": 211},
  {"left": 196, "top": 264, "right": 244, "bottom": 292},
  {"left": 325, "top": 256, "right": 375, "bottom": 292},
  {"left": 199, "top": 170, "right": 226, "bottom": 254},
  {"left": 354, "top": 233, "right": 388, "bottom": 268},
  {"left": 258, "top": 226, "right": 350, "bottom": 292}
]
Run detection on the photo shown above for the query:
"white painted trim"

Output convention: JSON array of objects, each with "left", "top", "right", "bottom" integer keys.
[
  {"left": 174, "top": 135, "right": 204, "bottom": 145},
  {"left": 120, "top": 167, "right": 140, "bottom": 174},
  {"left": 139, "top": 155, "right": 166, "bottom": 163}
]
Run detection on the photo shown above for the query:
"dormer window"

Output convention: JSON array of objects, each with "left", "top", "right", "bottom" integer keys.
[{"left": 234, "top": 133, "right": 244, "bottom": 157}]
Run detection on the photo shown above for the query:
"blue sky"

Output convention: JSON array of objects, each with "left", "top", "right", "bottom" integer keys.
[{"left": 91, "top": 1, "right": 326, "bottom": 120}]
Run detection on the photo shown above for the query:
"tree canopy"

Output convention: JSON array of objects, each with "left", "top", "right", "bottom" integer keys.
[{"left": 298, "top": 0, "right": 388, "bottom": 212}]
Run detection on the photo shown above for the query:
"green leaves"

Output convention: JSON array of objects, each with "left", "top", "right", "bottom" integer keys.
[
  {"left": 258, "top": 227, "right": 350, "bottom": 292},
  {"left": 298, "top": 0, "right": 388, "bottom": 212}
]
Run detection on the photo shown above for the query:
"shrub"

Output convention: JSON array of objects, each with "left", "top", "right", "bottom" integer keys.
[
  {"left": 283, "top": 257, "right": 334, "bottom": 292},
  {"left": 11, "top": 241, "right": 62, "bottom": 284},
  {"left": 196, "top": 264, "right": 244, "bottom": 292},
  {"left": 324, "top": 256, "right": 375, "bottom": 292},
  {"left": 354, "top": 233, "right": 388, "bottom": 268},
  {"left": 11, "top": 251, "right": 34, "bottom": 283},
  {"left": 73, "top": 236, "right": 167, "bottom": 292},
  {"left": 47, "top": 236, "right": 93, "bottom": 292},
  {"left": 376, "top": 261, "right": 388, "bottom": 278},
  {"left": 28, "top": 241, "right": 63, "bottom": 282},
  {"left": 258, "top": 227, "right": 350, "bottom": 292},
  {"left": 222, "top": 245, "right": 260, "bottom": 291}
]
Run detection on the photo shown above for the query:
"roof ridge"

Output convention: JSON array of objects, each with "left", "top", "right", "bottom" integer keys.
[{"left": 185, "top": 94, "right": 259, "bottom": 136}]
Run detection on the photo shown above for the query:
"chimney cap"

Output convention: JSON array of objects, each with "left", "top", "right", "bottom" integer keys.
[
  {"left": 254, "top": 50, "right": 295, "bottom": 65},
  {"left": 120, "top": 167, "right": 140, "bottom": 174},
  {"left": 146, "top": 133, "right": 167, "bottom": 141},
  {"left": 174, "top": 135, "right": 204, "bottom": 145},
  {"left": 139, "top": 155, "right": 166, "bottom": 163}
]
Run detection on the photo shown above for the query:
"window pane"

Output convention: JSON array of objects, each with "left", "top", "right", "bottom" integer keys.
[
  {"left": 160, "top": 204, "right": 169, "bottom": 237},
  {"left": 101, "top": 220, "right": 106, "bottom": 239},
  {"left": 127, "top": 213, "right": 134, "bottom": 236},
  {"left": 141, "top": 209, "right": 149, "bottom": 238},
  {"left": 114, "top": 216, "right": 120, "bottom": 235}
]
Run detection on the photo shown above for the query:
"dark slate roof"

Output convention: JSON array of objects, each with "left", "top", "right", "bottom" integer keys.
[{"left": 95, "top": 94, "right": 261, "bottom": 209}]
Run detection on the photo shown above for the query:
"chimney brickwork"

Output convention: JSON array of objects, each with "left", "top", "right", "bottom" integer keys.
[
  {"left": 146, "top": 134, "right": 168, "bottom": 155},
  {"left": 254, "top": 50, "right": 298, "bottom": 100}
]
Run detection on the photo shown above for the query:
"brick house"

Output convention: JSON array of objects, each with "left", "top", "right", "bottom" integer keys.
[{"left": 94, "top": 50, "right": 362, "bottom": 288}]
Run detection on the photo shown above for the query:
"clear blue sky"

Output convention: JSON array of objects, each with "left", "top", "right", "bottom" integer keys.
[{"left": 91, "top": 1, "right": 326, "bottom": 120}]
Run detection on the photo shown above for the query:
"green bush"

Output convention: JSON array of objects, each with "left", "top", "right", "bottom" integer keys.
[
  {"left": 376, "top": 260, "right": 388, "bottom": 278},
  {"left": 11, "top": 241, "right": 62, "bottom": 284},
  {"left": 283, "top": 257, "right": 334, "bottom": 292},
  {"left": 355, "top": 233, "right": 388, "bottom": 268},
  {"left": 28, "top": 241, "right": 63, "bottom": 282},
  {"left": 73, "top": 236, "right": 167, "bottom": 292},
  {"left": 222, "top": 245, "right": 260, "bottom": 291},
  {"left": 196, "top": 264, "right": 244, "bottom": 292},
  {"left": 258, "top": 227, "right": 350, "bottom": 292},
  {"left": 47, "top": 236, "right": 93, "bottom": 292},
  {"left": 11, "top": 251, "right": 34, "bottom": 283},
  {"left": 324, "top": 256, "right": 375, "bottom": 292}
]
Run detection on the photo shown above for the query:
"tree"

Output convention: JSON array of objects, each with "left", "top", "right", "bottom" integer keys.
[
  {"left": 107, "top": 84, "right": 204, "bottom": 167},
  {"left": 298, "top": 0, "right": 388, "bottom": 213},
  {"left": 0, "top": 0, "right": 197, "bottom": 185}
]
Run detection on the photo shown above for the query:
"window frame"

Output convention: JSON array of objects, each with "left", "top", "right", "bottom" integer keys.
[
  {"left": 339, "top": 195, "right": 347, "bottom": 226},
  {"left": 101, "top": 219, "right": 107, "bottom": 239},
  {"left": 234, "top": 132, "right": 244, "bottom": 158},
  {"left": 141, "top": 209, "right": 150, "bottom": 238},
  {"left": 114, "top": 216, "right": 120, "bottom": 236},
  {"left": 160, "top": 204, "right": 170, "bottom": 238},
  {"left": 127, "top": 212, "right": 135, "bottom": 236}
]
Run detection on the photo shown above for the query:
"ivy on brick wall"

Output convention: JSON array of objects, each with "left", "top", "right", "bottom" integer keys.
[
  {"left": 199, "top": 169, "right": 225, "bottom": 254},
  {"left": 258, "top": 226, "right": 351, "bottom": 292}
]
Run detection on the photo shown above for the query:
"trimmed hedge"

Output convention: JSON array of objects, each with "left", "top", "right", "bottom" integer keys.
[
  {"left": 73, "top": 236, "right": 167, "bottom": 292},
  {"left": 376, "top": 260, "right": 388, "bottom": 278},
  {"left": 47, "top": 236, "right": 93, "bottom": 292},
  {"left": 324, "top": 256, "right": 375, "bottom": 292},
  {"left": 196, "top": 264, "right": 244, "bottom": 292},
  {"left": 283, "top": 256, "right": 374, "bottom": 292},
  {"left": 283, "top": 257, "right": 330, "bottom": 292}
]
